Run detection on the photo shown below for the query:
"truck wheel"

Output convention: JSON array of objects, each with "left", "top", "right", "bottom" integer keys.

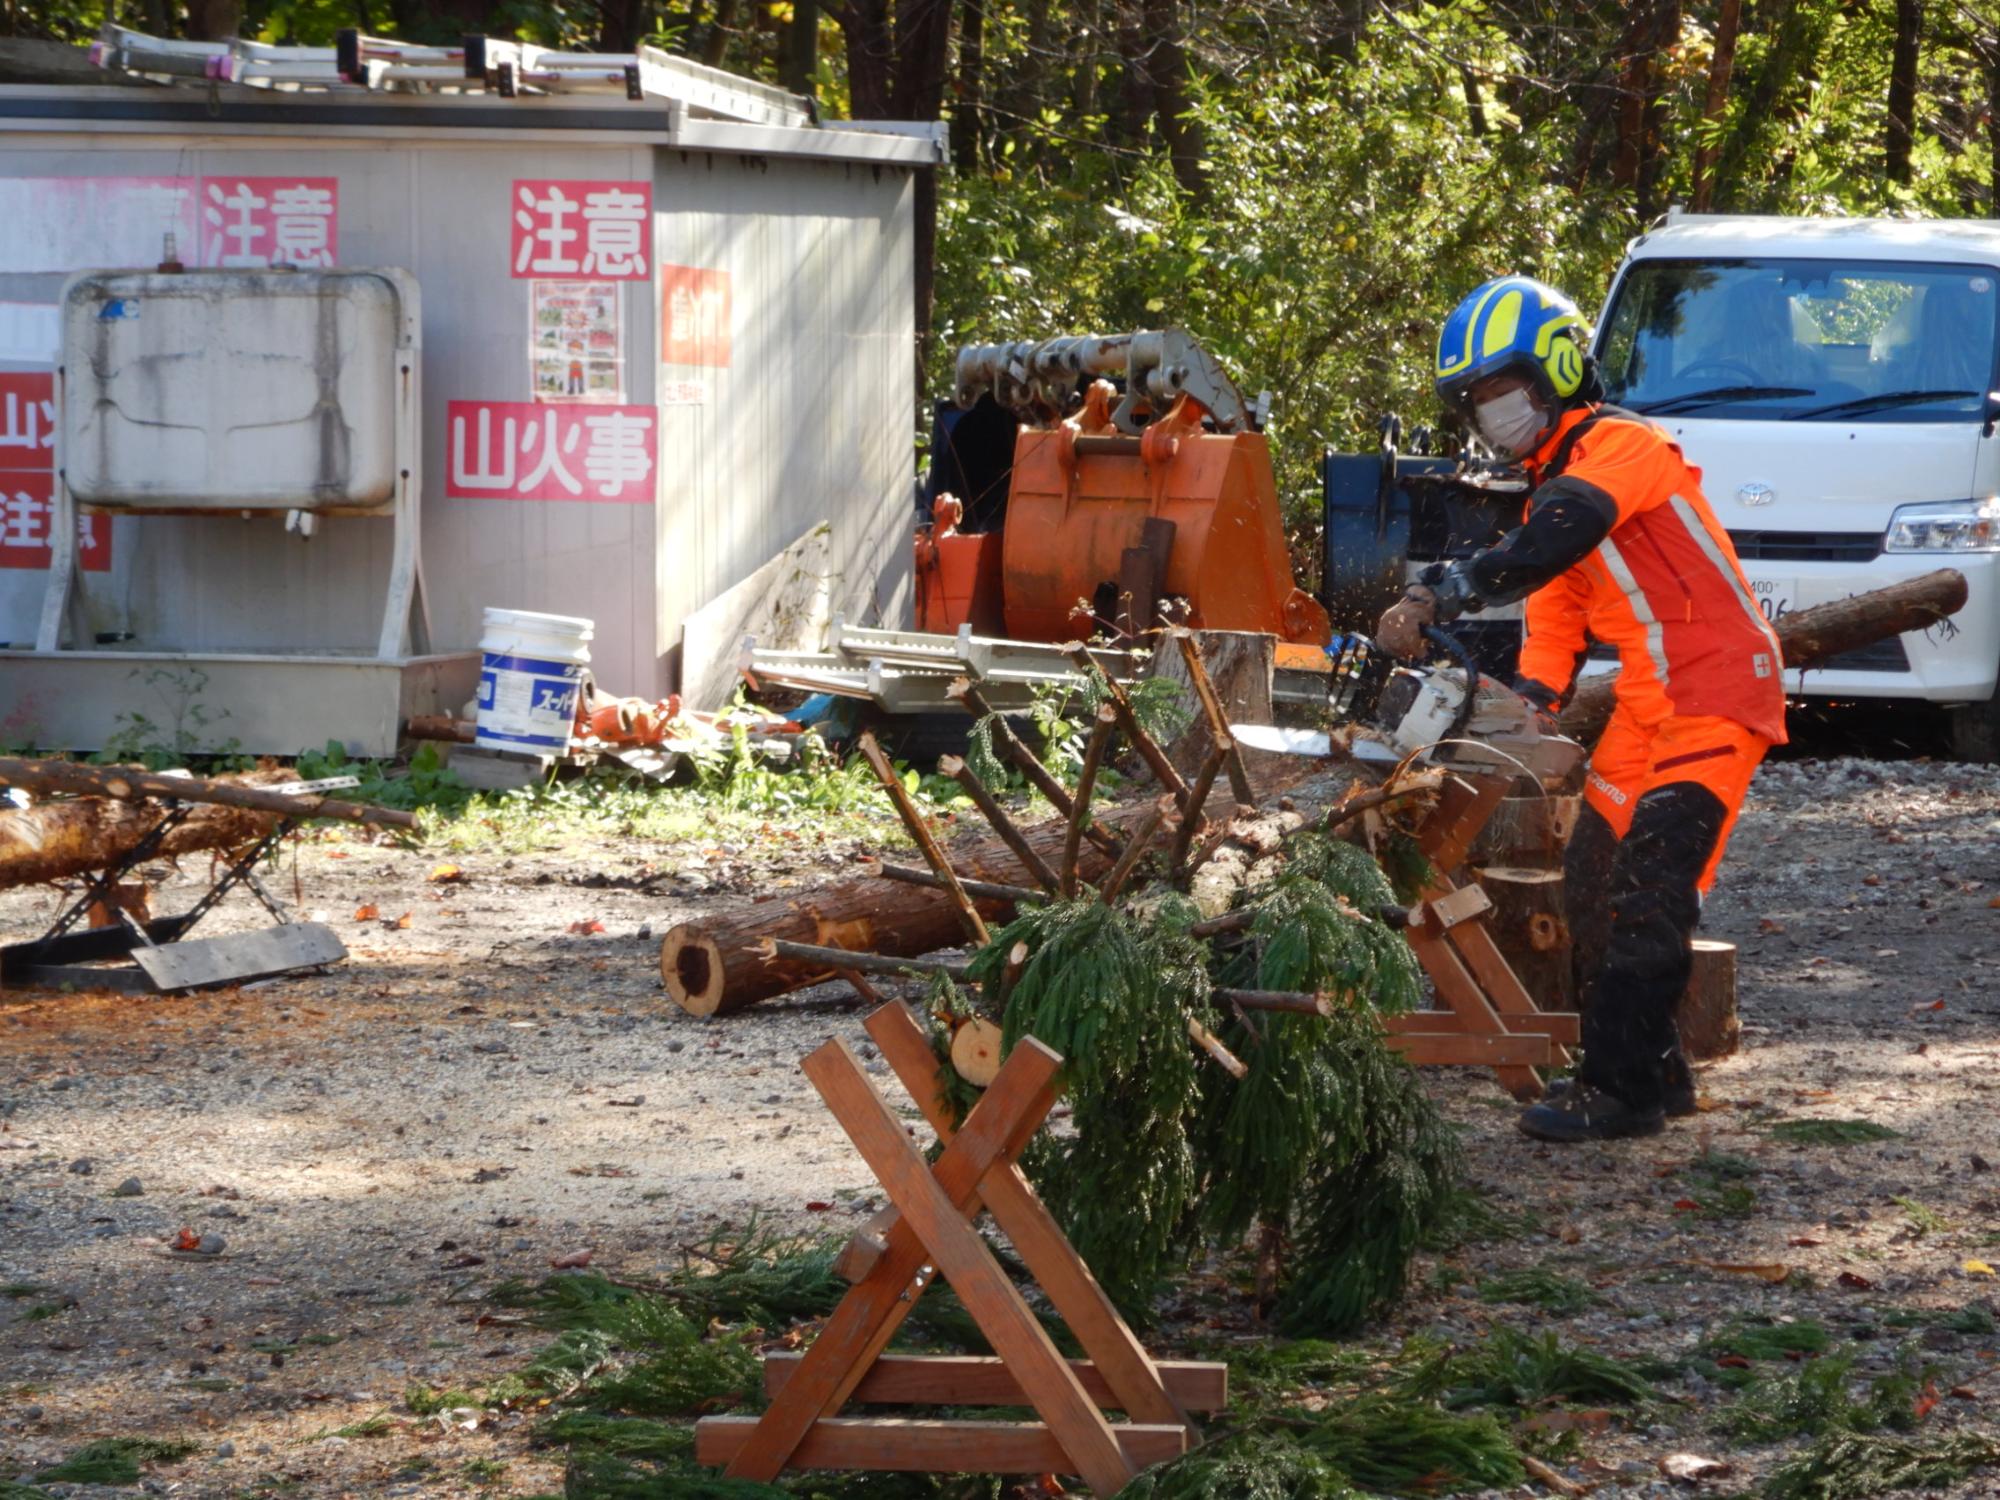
[{"left": 1948, "top": 691, "right": 2000, "bottom": 763}]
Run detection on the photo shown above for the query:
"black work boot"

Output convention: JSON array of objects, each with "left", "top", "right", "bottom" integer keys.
[
  {"left": 1517, "top": 1081, "right": 1666, "bottom": 1142},
  {"left": 1542, "top": 1063, "right": 1697, "bottom": 1119}
]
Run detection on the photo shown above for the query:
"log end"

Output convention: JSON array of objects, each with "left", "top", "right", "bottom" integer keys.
[
  {"left": 948, "top": 1017, "right": 1004, "bottom": 1088},
  {"left": 660, "top": 926, "right": 728, "bottom": 1016}
]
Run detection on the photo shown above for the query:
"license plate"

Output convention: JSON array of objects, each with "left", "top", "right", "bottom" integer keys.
[{"left": 1747, "top": 577, "right": 1795, "bottom": 627}]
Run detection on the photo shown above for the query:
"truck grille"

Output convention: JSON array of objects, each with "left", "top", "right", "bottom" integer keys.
[{"left": 1728, "top": 530, "right": 1881, "bottom": 562}]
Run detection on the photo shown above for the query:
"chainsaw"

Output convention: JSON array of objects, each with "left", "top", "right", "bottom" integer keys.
[{"left": 1233, "top": 627, "right": 1585, "bottom": 785}]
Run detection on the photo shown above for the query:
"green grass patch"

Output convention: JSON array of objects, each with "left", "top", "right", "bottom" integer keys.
[
  {"left": 1720, "top": 1351, "right": 1931, "bottom": 1441},
  {"left": 1120, "top": 1398, "right": 1523, "bottom": 1498},
  {"left": 1704, "top": 1318, "right": 1832, "bottom": 1363},
  {"left": 1883, "top": 1304, "right": 1995, "bottom": 1335},
  {"left": 1681, "top": 1149, "right": 1759, "bottom": 1219},
  {"left": 1890, "top": 1196, "right": 1954, "bottom": 1237},
  {"left": 1475, "top": 1267, "right": 1598, "bottom": 1314},
  {"left": 0, "top": 1284, "right": 46, "bottom": 1299},
  {"left": 19, "top": 1301, "right": 72, "bottom": 1322},
  {"left": 1763, "top": 1430, "right": 2000, "bottom": 1500},
  {"left": 32, "top": 1438, "right": 197, "bottom": 1485},
  {"left": 405, "top": 1383, "right": 485, "bottom": 1415},
  {"left": 302, "top": 1413, "right": 398, "bottom": 1441},
  {"left": 1402, "top": 1328, "right": 1651, "bottom": 1411},
  {"left": 1766, "top": 1120, "right": 1902, "bottom": 1148}
]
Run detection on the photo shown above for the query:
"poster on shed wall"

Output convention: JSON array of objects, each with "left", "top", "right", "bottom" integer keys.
[
  {"left": 530, "top": 281, "right": 624, "bottom": 403},
  {"left": 660, "top": 263, "right": 730, "bottom": 368},
  {"left": 0, "top": 374, "right": 109, "bottom": 573}
]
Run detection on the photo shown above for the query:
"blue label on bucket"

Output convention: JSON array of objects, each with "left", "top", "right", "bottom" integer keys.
[{"left": 478, "top": 650, "right": 586, "bottom": 752}]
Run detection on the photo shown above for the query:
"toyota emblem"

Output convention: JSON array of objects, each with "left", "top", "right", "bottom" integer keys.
[{"left": 1738, "top": 482, "right": 1775, "bottom": 507}]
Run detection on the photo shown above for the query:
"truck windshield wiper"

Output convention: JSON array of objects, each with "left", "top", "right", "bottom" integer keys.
[
  {"left": 1631, "top": 385, "right": 1813, "bottom": 415},
  {"left": 1783, "top": 388, "right": 1980, "bottom": 420}
]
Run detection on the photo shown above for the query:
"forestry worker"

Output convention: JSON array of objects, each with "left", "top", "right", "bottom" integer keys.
[{"left": 1375, "top": 275, "right": 1786, "bottom": 1144}]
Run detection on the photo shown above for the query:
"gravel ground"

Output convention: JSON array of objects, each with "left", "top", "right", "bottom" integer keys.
[{"left": 2, "top": 741, "right": 1998, "bottom": 1498}]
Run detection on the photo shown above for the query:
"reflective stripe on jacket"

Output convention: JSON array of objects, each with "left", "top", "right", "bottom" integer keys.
[{"left": 1517, "top": 406, "right": 1788, "bottom": 743}]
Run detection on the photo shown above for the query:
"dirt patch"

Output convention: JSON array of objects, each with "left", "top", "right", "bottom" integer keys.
[{"left": 2, "top": 752, "right": 1997, "bottom": 1497}]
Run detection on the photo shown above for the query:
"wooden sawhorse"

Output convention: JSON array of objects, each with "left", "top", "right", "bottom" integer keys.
[
  {"left": 696, "top": 1002, "right": 1225, "bottom": 1496},
  {"left": 1382, "top": 770, "right": 1579, "bottom": 1099}
]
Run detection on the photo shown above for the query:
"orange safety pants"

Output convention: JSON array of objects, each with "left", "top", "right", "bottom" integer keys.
[{"left": 1582, "top": 710, "right": 1772, "bottom": 895}]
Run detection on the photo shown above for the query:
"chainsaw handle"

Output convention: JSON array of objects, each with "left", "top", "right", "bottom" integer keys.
[{"left": 1419, "top": 625, "right": 1480, "bottom": 740}]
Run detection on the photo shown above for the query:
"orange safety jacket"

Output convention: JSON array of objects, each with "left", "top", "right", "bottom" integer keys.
[{"left": 1511, "top": 406, "right": 1788, "bottom": 743}]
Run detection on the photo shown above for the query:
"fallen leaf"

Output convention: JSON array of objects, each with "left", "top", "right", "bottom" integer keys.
[
  {"left": 549, "top": 1249, "right": 593, "bottom": 1270},
  {"left": 804, "top": 1201, "right": 833, "bottom": 1212},
  {"left": 391, "top": 912, "right": 413, "bottom": 929},
  {"left": 1838, "top": 1271, "right": 1876, "bottom": 1290},
  {"left": 567, "top": 918, "right": 607, "bottom": 936},
  {"left": 1863, "top": 874, "right": 1882, "bottom": 887},
  {"left": 1964, "top": 1260, "right": 1996, "bottom": 1278},
  {"left": 1913, "top": 999, "right": 1945, "bottom": 1013},
  {"left": 1660, "top": 1454, "right": 1732, "bottom": 1484},
  {"left": 326, "top": 850, "right": 349, "bottom": 859},
  {"left": 1715, "top": 1354, "right": 1753, "bottom": 1369},
  {"left": 1949, "top": 1385, "right": 1979, "bottom": 1401},
  {"left": 172, "top": 1227, "right": 201, "bottom": 1251},
  {"left": 1914, "top": 1381, "right": 1940, "bottom": 1420},
  {"left": 353, "top": 903, "right": 379, "bottom": 921},
  {"left": 1693, "top": 1260, "right": 1791, "bottom": 1283},
  {"left": 1758, "top": 918, "right": 1785, "bottom": 934},
  {"left": 429, "top": 863, "right": 465, "bottom": 883},
  {"left": 1788, "top": 1236, "right": 1826, "bottom": 1248},
  {"left": 1989, "top": 895, "right": 2000, "bottom": 909},
  {"left": 1673, "top": 1198, "right": 1701, "bottom": 1212}
]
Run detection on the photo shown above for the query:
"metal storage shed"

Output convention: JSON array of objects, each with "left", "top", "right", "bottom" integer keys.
[{"left": 0, "top": 64, "right": 930, "bottom": 754}]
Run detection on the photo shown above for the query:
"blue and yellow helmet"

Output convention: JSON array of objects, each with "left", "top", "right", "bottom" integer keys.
[{"left": 1434, "top": 276, "right": 1592, "bottom": 415}]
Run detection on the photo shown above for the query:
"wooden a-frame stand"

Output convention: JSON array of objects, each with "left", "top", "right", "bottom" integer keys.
[
  {"left": 1381, "top": 769, "right": 1579, "bottom": 1100},
  {"left": 696, "top": 1002, "right": 1225, "bottom": 1496}
]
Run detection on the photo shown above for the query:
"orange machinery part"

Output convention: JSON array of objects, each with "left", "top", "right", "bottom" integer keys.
[
  {"left": 914, "top": 494, "right": 1007, "bottom": 636},
  {"left": 999, "top": 387, "right": 1330, "bottom": 645}
]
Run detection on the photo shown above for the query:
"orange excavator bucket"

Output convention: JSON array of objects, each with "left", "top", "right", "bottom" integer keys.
[{"left": 921, "top": 330, "right": 1330, "bottom": 648}]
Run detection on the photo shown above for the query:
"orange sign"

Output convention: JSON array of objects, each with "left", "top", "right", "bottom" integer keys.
[{"left": 660, "top": 263, "right": 730, "bottom": 368}]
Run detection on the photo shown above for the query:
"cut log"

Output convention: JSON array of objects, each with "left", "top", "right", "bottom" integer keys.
[
  {"left": 661, "top": 766, "right": 1368, "bottom": 1018},
  {"left": 1474, "top": 867, "right": 1573, "bottom": 1013},
  {"left": 664, "top": 798, "right": 1161, "bottom": 1017},
  {"left": 1677, "top": 938, "right": 1738, "bottom": 1061},
  {"left": 0, "top": 757, "right": 416, "bottom": 829},
  {"left": 1468, "top": 794, "right": 1579, "bottom": 872},
  {"left": 950, "top": 1018, "right": 1005, "bottom": 1087},
  {"left": 1148, "top": 630, "right": 1277, "bottom": 806},
  {"left": 1559, "top": 569, "right": 1968, "bottom": 746},
  {"left": 1, "top": 792, "right": 286, "bottom": 891}
]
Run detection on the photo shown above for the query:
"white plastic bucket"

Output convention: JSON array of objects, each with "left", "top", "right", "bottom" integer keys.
[{"left": 475, "top": 607, "right": 594, "bottom": 754}]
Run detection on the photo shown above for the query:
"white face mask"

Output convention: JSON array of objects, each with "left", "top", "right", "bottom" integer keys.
[{"left": 1473, "top": 387, "right": 1549, "bottom": 459}]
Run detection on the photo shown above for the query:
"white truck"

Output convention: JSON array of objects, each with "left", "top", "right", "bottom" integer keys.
[{"left": 1594, "top": 211, "right": 2000, "bottom": 759}]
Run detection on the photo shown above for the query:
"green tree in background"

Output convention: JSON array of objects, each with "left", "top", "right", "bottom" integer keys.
[{"left": 6, "top": 0, "right": 1998, "bottom": 538}]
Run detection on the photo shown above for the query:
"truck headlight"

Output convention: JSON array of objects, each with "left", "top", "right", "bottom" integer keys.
[{"left": 1884, "top": 499, "right": 2000, "bottom": 553}]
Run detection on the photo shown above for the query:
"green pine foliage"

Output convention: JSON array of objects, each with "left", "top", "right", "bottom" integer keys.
[
  {"left": 969, "top": 898, "right": 1212, "bottom": 1311},
  {"left": 30, "top": 1439, "right": 197, "bottom": 1485},
  {"left": 1762, "top": 1431, "right": 2000, "bottom": 1500},
  {"left": 1401, "top": 1328, "right": 1652, "bottom": 1411}
]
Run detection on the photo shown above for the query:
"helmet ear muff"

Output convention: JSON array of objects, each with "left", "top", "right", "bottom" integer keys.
[
  {"left": 1544, "top": 330, "right": 1586, "bottom": 400},
  {"left": 1576, "top": 353, "right": 1605, "bottom": 407}
]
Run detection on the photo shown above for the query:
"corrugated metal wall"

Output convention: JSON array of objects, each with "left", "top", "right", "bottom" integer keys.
[{"left": 0, "top": 126, "right": 914, "bottom": 706}]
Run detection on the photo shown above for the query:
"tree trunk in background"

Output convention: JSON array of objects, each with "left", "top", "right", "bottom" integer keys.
[
  {"left": 1690, "top": 0, "right": 1741, "bottom": 211},
  {"left": 1142, "top": 0, "right": 1205, "bottom": 199},
  {"left": 783, "top": 0, "right": 819, "bottom": 94},
  {"left": 595, "top": 0, "right": 652, "bottom": 52},
  {"left": 702, "top": 0, "right": 739, "bottom": 67},
  {"left": 1459, "top": 65, "right": 1488, "bottom": 136},
  {"left": 1988, "top": 33, "right": 2000, "bottom": 214},
  {"left": 1611, "top": 2, "right": 1653, "bottom": 197},
  {"left": 184, "top": 0, "right": 242, "bottom": 38},
  {"left": 1885, "top": 0, "right": 1923, "bottom": 185},
  {"left": 952, "top": 0, "right": 984, "bottom": 169},
  {"left": 1635, "top": 0, "right": 1681, "bottom": 220}
]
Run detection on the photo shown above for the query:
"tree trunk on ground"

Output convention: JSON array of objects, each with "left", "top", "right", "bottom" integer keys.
[
  {"left": 1475, "top": 867, "right": 1572, "bottom": 1013},
  {"left": 0, "top": 799, "right": 283, "bottom": 891},
  {"left": 1469, "top": 794, "right": 1578, "bottom": 872},
  {"left": 1677, "top": 939, "right": 1738, "bottom": 1060},
  {"left": 1886, "top": 0, "right": 1923, "bottom": 185},
  {"left": 661, "top": 765, "right": 1367, "bottom": 1015},
  {"left": 1558, "top": 569, "right": 1970, "bottom": 747}
]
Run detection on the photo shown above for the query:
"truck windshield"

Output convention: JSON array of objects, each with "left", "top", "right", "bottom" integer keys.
[{"left": 1598, "top": 258, "right": 2000, "bottom": 421}]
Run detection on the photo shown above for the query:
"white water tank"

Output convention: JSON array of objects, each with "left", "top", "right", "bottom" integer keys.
[{"left": 59, "top": 266, "right": 413, "bottom": 513}]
